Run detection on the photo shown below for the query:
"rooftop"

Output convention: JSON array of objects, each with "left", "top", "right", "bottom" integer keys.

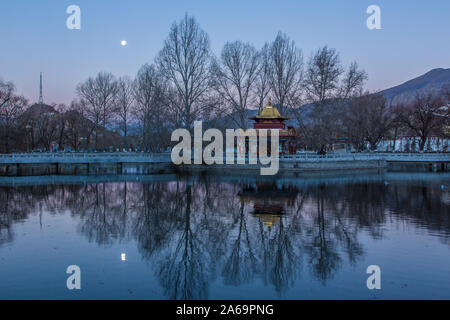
[{"left": 249, "top": 98, "right": 290, "bottom": 120}]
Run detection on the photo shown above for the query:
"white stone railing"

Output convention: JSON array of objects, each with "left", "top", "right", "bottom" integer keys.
[
  {"left": 280, "top": 154, "right": 383, "bottom": 161},
  {"left": 374, "top": 152, "right": 450, "bottom": 162},
  {"left": 0, "top": 152, "right": 448, "bottom": 164},
  {"left": 280, "top": 152, "right": 450, "bottom": 162},
  {"left": 0, "top": 152, "right": 173, "bottom": 164}
]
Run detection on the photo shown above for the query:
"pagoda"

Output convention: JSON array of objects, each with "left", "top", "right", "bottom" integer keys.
[{"left": 249, "top": 98, "right": 296, "bottom": 154}]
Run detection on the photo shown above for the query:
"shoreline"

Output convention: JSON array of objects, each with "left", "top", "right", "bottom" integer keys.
[
  {"left": 0, "top": 152, "right": 448, "bottom": 177},
  {"left": 0, "top": 170, "right": 449, "bottom": 188}
]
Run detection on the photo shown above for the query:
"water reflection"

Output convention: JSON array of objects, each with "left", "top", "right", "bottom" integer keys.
[{"left": 0, "top": 173, "right": 449, "bottom": 298}]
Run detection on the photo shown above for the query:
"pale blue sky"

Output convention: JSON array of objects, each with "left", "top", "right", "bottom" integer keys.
[{"left": 0, "top": 0, "right": 449, "bottom": 105}]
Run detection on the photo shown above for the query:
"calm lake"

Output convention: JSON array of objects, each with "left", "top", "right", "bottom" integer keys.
[{"left": 0, "top": 172, "right": 449, "bottom": 299}]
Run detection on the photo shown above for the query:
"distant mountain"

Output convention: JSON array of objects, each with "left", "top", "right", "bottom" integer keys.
[{"left": 379, "top": 68, "right": 450, "bottom": 104}]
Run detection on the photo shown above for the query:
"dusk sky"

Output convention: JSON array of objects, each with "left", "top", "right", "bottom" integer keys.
[{"left": 0, "top": 0, "right": 449, "bottom": 105}]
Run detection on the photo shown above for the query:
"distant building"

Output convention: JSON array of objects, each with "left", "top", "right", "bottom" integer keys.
[
  {"left": 249, "top": 99, "right": 297, "bottom": 154},
  {"left": 377, "top": 136, "right": 449, "bottom": 152}
]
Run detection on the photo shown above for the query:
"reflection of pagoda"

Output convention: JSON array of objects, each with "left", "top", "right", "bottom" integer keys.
[
  {"left": 254, "top": 214, "right": 280, "bottom": 229},
  {"left": 238, "top": 182, "right": 298, "bottom": 228},
  {"left": 249, "top": 98, "right": 296, "bottom": 154}
]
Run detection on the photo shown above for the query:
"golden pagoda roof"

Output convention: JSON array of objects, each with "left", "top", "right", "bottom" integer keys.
[
  {"left": 249, "top": 98, "right": 291, "bottom": 120},
  {"left": 254, "top": 214, "right": 280, "bottom": 228}
]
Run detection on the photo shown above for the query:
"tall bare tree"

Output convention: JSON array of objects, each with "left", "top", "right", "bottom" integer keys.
[
  {"left": 76, "top": 72, "right": 118, "bottom": 147},
  {"left": 303, "top": 46, "right": 367, "bottom": 151},
  {"left": 364, "top": 95, "right": 393, "bottom": 150},
  {"left": 133, "top": 64, "right": 170, "bottom": 151},
  {"left": 302, "top": 47, "right": 343, "bottom": 152},
  {"left": 254, "top": 43, "right": 272, "bottom": 113},
  {"left": 60, "top": 102, "right": 90, "bottom": 151},
  {"left": 344, "top": 93, "right": 392, "bottom": 150},
  {"left": 35, "top": 112, "right": 60, "bottom": 151},
  {"left": 304, "top": 46, "right": 343, "bottom": 102},
  {"left": 269, "top": 32, "right": 303, "bottom": 115},
  {"left": 115, "top": 76, "right": 134, "bottom": 137},
  {"left": 156, "top": 14, "right": 213, "bottom": 130},
  {"left": 342, "top": 98, "right": 367, "bottom": 151},
  {"left": 0, "top": 80, "right": 15, "bottom": 112},
  {"left": 0, "top": 80, "right": 28, "bottom": 152},
  {"left": 212, "top": 41, "right": 259, "bottom": 129},
  {"left": 0, "top": 80, "right": 27, "bottom": 127}
]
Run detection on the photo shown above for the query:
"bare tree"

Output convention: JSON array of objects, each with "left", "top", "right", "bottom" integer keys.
[
  {"left": 61, "top": 101, "right": 96, "bottom": 151},
  {"left": 212, "top": 41, "right": 259, "bottom": 129},
  {"left": 300, "top": 100, "right": 342, "bottom": 152},
  {"left": 0, "top": 80, "right": 15, "bottom": 111},
  {"left": 302, "top": 47, "right": 367, "bottom": 152},
  {"left": 18, "top": 104, "right": 59, "bottom": 152},
  {"left": 269, "top": 32, "right": 303, "bottom": 115},
  {"left": 396, "top": 93, "right": 446, "bottom": 151},
  {"left": 304, "top": 46, "right": 343, "bottom": 102},
  {"left": 63, "top": 110, "right": 84, "bottom": 150},
  {"left": 344, "top": 93, "right": 392, "bottom": 150},
  {"left": 305, "top": 48, "right": 366, "bottom": 102},
  {"left": 364, "top": 95, "right": 393, "bottom": 150},
  {"left": 0, "top": 80, "right": 28, "bottom": 152},
  {"left": 133, "top": 64, "right": 170, "bottom": 151},
  {"left": 76, "top": 72, "right": 118, "bottom": 147},
  {"left": 254, "top": 43, "right": 272, "bottom": 113},
  {"left": 35, "top": 112, "right": 60, "bottom": 151},
  {"left": 342, "top": 99, "right": 367, "bottom": 151},
  {"left": 156, "top": 14, "right": 213, "bottom": 130},
  {"left": 50, "top": 103, "right": 69, "bottom": 150},
  {"left": 0, "top": 84, "right": 27, "bottom": 125},
  {"left": 302, "top": 47, "right": 343, "bottom": 151},
  {"left": 115, "top": 76, "right": 134, "bottom": 137},
  {"left": 340, "top": 62, "right": 367, "bottom": 99}
]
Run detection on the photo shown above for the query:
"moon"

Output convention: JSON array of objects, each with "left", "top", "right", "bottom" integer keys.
[{"left": 121, "top": 40, "right": 127, "bottom": 46}]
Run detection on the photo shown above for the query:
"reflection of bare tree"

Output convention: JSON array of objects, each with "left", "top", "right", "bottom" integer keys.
[
  {"left": 158, "top": 185, "right": 209, "bottom": 299},
  {"left": 1, "top": 174, "right": 449, "bottom": 297},
  {"left": 334, "top": 212, "right": 364, "bottom": 265},
  {"left": 132, "top": 181, "right": 182, "bottom": 257},
  {"left": 267, "top": 217, "right": 299, "bottom": 293},
  {"left": 0, "top": 186, "right": 54, "bottom": 245},
  {"left": 306, "top": 196, "right": 341, "bottom": 284},
  {"left": 0, "top": 188, "right": 20, "bottom": 245},
  {"left": 222, "top": 202, "right": 258, "bottom": 286},
  {"left": 77, "top": 183, "right": 128, "bottom": 245},
  {"left": 252, "top": 208, "right": 303, "bottom": 293}
]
